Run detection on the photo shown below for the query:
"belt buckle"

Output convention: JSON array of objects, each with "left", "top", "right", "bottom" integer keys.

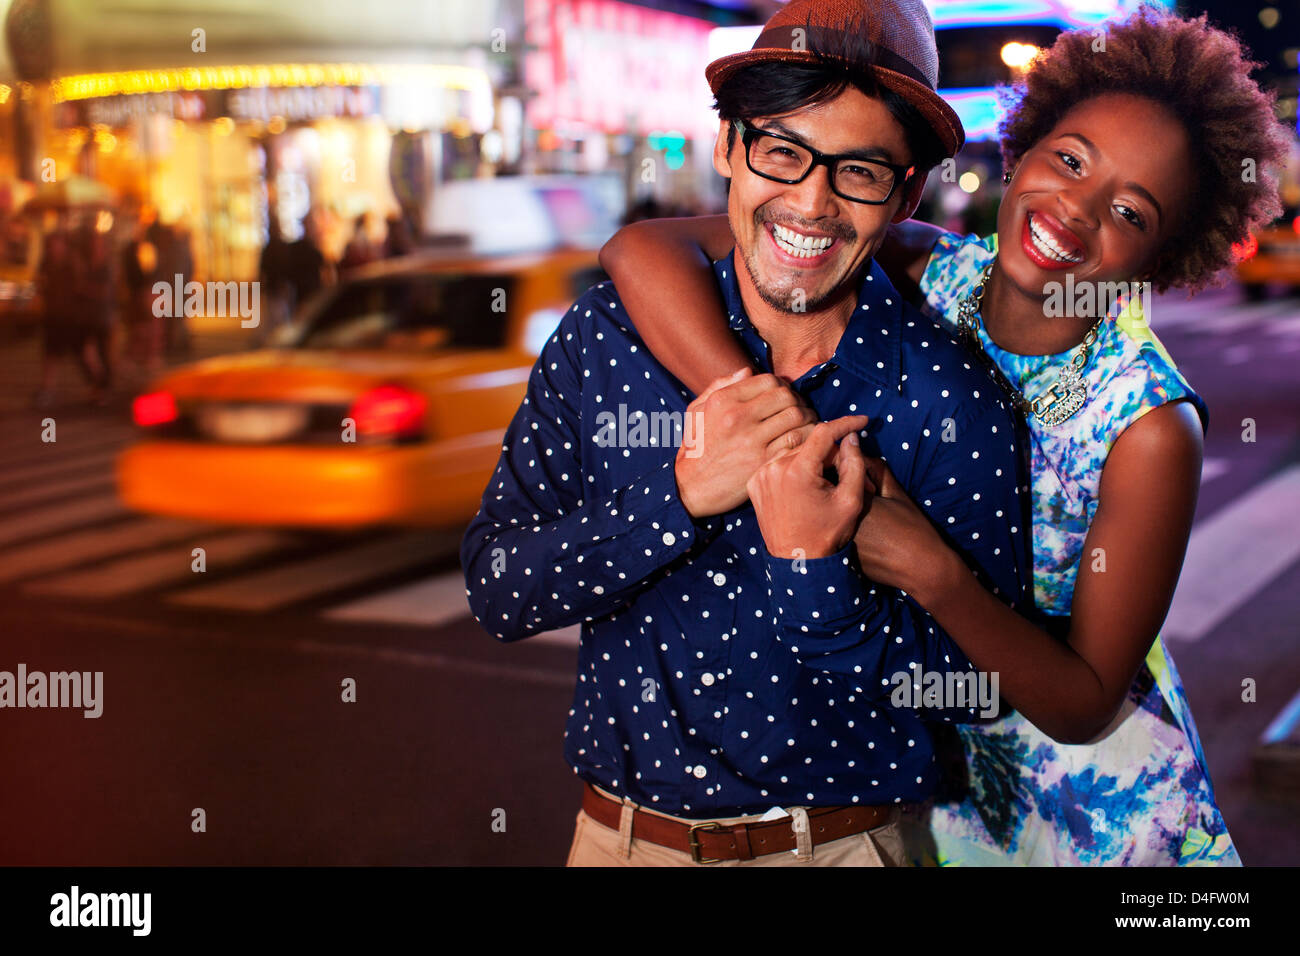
[{"left": 687, "top": 821, "right": 725, "bottom": 864}]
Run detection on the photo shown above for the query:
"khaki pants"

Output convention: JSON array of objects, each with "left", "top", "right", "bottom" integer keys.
[{"left": 565, "top": 786, "right": 911, "bottom": 867}]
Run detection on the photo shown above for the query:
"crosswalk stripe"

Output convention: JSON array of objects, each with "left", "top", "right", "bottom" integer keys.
[
  {"left": 1195, "top": 299, "right": 1300, "bottom": 334},
  {"left": 323, "top": 568, "right": 583, "bottom": 646},
  {"left": 1164, "top": 465, "right": 1300, "bottom": 642},
  {"left": 0, "top": 492, "right": 127, "bottom": 549},
  {"left": 24, "top": 529, "right": 295, "bottom": 598},
  {"left": 0, "top": 424, "right": 133, "bottom": 461},
  {"left": 168, "top": 530, "right": 462, "bottom": 612},
  {"left": 532, "top": 624, "right": 582, "bottom": 646},
  {"left": 1264, "top": 313, "right": 1300, "bottom": 335},
  {"left": 0, "top": 516, "right": 207, "bottom": 583},
  {"left": 0, "top": 470, "right": 114, "bottom": 511},
  {"left": 0, "top": 450, "right": 119, "bottom": 490},
  {"left": 1149, "top": 295, "right": 1295, "bottom": 331},
  {"left": 1200, "top": 458, "right": 1230, "bottom": 484},
  {"left": 324, "top": 568, "right": 471, "bottom": 628}
]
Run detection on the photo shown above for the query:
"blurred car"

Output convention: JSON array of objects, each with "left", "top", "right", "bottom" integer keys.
[
  {"left": 116, "top": 248, "right": 605, "bottom": 528},
  {"left": 1236, "top": 216, "right": 1300, "bottom": 300}
]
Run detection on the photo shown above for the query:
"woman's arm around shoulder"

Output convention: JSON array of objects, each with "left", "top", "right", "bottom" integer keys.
[{"left": 598, "top": 215, "right": 748, "bottom": 395}]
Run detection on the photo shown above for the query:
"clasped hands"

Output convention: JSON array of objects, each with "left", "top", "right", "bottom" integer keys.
[{"left": 674, "top": 368, "right": 950, "bottom": 598}]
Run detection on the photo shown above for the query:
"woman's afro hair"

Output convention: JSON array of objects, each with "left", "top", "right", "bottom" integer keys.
[{"left": 998, "top": 5, "right": 1290, "bottom": 293}]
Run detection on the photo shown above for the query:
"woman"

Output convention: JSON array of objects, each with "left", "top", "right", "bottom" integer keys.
[{"left": 597, "top": 8, "right": 1287, "bottom": 865}]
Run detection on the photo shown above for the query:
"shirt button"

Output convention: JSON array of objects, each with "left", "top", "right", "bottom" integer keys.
[
  {"left": 713, "top": 572, "right": 726, "bottom": 586},
  {"left": 700, "top": 673, "right": 715, "bottom": 687},
  {"left": 662, "top": 532, "right": 676, "bottom": 546},
  {"left": 693, "top": 765, "right": 707, "bottom": 779}
]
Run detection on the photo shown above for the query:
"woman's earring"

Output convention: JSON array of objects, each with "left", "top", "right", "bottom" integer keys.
[{"left": 1002, "top": 169, "right": 1013, "bottom": 185}]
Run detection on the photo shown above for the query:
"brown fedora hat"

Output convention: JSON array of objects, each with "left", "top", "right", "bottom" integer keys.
[{"left": 706, "top": 0, "right": 964, "bottom": 157}]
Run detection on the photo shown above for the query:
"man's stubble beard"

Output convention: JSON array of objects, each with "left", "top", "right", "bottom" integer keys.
[
  {"left": 736, "top": 207, "right": 860, "bottom": 315},
  {"left": 737, "top": 239, "right": 845, "bottom": 314}
]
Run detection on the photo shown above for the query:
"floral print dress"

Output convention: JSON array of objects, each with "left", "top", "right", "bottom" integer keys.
[{"left": 915, "top": 232, "right": 1239, "bottom": 865}]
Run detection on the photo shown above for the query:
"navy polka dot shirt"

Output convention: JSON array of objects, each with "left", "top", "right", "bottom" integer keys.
[{"left": 462, "top": 252, "right": 1031, "bottom": 816}]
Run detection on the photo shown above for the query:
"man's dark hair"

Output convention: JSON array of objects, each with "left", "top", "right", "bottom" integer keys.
[{"left": 713, "top": 20, "right": 949, "bottom": 176}]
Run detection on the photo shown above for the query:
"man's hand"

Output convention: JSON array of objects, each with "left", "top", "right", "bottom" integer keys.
[
  {"left": 747, "top": 416, "right": 871, "bottom": 559},
  {"left": 674, "top": 368, "right": 819, "bottom": 518}
]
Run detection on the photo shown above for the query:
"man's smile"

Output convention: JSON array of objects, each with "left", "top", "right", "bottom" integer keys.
[{"left": 766, "top": 221, "right": 840, "bottom": 262}]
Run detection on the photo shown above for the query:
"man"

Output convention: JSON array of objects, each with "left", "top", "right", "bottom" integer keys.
[{"left": 462, "top": 0, "right": 1030, "bottom": 866}]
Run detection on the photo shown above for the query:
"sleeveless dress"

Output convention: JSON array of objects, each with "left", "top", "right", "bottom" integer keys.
[{"left": 915, "top": 232, "right": 1240, "bottom": 866}]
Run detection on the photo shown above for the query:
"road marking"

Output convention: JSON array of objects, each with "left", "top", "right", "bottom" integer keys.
[
  {"left": 1261, "top": 687, "right": 1300, "bottom": 745},
  {"left": 1150, "top": 296, "right": 1297, "bottom": 331},
  {"left": 1145, "top": 290, "right": 1232, "bottom": 329},
  {"left": 1164, "top": 465, "right": 1300, "bottom": 642},
  {"left": 10, "top": 606, "right": 577, "bottom": 689},
  {"left": 0, "top": 426, "right": 132, "bottom": 464},
  {"left": 169, "top": 530, "right": 462, "bottom": 612},
  {"left": 24, "top": 529, "right": 295, "bottom": 598},
  {"left": 325, "top": 569, "right": 583, "bottom": 646},
  {"left": 0, "top": 470, "right": 115, "bottom": 511},
  {"left": 0, "top": 449, "right": 119, "bottom": 490},
  {"left": 532, "top": 624, "right": 582, "bottom": 646},
  {"left": 0, "top": 493, "right": 127, "bottom": 548},
  {"left": 0, "top": 516, "right": 208, "bottom": 584},
  {"left": 1264, "top": 312, "right": 1300, "bottom": 336},
  {"left": 1200, "top": 458, "right": 1230, "bottom": 484},
  {"left": 1197, "top": 299, "right": 1300, "bottom": 334},
  {"left": 325, "top": 569, "right": 470, "bottom": 628}
]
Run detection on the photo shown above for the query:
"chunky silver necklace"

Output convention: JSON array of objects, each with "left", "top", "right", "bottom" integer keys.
[{"left": 954, "top": 259, "right": 1101, "bottom": 427}]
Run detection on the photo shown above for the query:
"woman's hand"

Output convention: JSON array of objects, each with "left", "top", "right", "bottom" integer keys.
[{"left": 853, "top": 458, "right": 965, "bottom": 604}]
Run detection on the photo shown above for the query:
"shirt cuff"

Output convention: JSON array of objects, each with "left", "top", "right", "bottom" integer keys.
[
  {"left": 625, "top": 461, "right": 719, "bottom": 564},
  {"left": 764, "top": 543, "right": 865, "bottom": 628}
]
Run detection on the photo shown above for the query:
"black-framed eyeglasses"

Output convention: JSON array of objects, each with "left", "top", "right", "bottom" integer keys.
[{"left": 731, "top": 119, "right": 915, "bottom": 206}]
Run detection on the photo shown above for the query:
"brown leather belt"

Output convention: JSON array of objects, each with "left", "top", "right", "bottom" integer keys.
[{"left": 581, "top": 782, "right": 893, "bottom": 863}]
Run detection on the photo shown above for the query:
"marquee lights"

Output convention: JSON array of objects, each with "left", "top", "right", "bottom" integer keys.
[{"left": 50, "top": 63, "right": 490, "bottom": 103}]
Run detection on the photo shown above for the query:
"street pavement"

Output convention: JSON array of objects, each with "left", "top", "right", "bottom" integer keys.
[{"left": 0, "top": 288, "right": 1297, "bottom": 865}]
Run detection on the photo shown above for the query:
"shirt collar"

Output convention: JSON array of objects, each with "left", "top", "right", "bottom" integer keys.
[{"left": 712, "top": 251, "right": 904, "bottom": 391}]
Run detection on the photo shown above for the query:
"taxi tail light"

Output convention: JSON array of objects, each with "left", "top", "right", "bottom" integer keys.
[
  {"left": 348, "top": 384, "right": 427, "bottom": 440},
  {"left": 133, "top": 391, "right": 178, "bottom": 426}
]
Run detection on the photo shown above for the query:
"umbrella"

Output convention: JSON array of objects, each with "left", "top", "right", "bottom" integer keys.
[{"left": 19, "top": 175, "right": 116, "bottom": 214}]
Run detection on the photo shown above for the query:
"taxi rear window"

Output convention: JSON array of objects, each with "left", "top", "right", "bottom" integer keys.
[{"left": 294, "top": 274, "right": 517, "bottom": 350}]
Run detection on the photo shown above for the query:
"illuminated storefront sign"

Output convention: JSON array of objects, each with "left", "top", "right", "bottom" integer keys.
[
  {"left": 50, "top": 63, "right": 491, "bottom": 133},
  {"left": 524, "top": 0, "right": 715, "bottom": 136},
  {"left": 927, "top": 0, "right": 1170, "bottom": 31}
]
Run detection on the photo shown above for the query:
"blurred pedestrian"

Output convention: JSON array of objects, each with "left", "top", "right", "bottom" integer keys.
[
  {"left": 120, "top": 206, "right": 167, "bottom": 371},
  {"left": 71, "top": 216, "right": 118, "bottom": 404},
  {"left": 258, "top": 215, "right": 293, "bottom": 345},
  {"left": 30, "top": 221, "right": 110, "bottom": 407},
  {"left": 382, "top": 212, "right": 414, "bottom": 258},
  {"left": 339, "top": 213, "right": 377, "bottom": 272},
  {"left": 166, "top": 221, "right": 194, "bottom": 359},
  {"left": 286, "top": 216, "right": 329, "bottom": 306}
]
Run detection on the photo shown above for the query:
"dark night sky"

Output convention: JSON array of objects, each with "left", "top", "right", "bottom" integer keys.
[{"left": 1190, "top": 1, "right": 1298, "bottom": 78}]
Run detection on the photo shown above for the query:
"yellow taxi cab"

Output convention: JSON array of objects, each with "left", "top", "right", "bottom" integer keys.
[
  {"left": 116, "top": 248, "right": 605, "bottom": 528},
  {"left": 1235, "top": 215, "right": 1300, "bottom": 299}
]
